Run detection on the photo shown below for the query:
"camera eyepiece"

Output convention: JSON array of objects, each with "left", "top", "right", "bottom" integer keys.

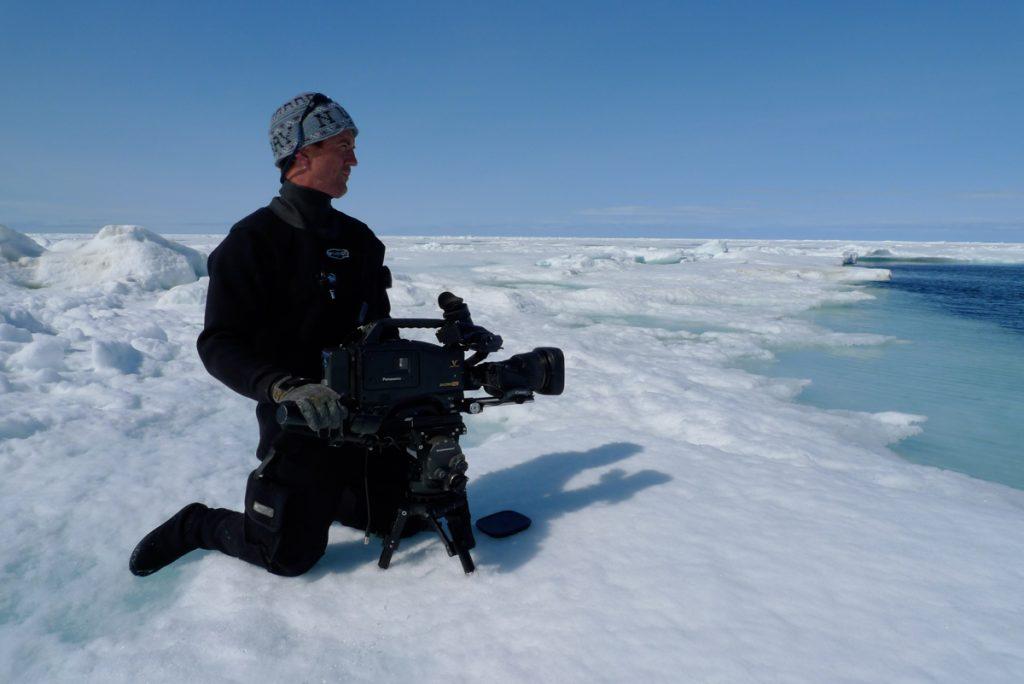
[{"left": 438, "top": 291, "right": 472, "bottom": 324}]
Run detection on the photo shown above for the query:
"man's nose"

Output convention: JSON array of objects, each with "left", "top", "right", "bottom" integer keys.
[{"left": 347, "top": 151, "right": 358, "bottom": 166}]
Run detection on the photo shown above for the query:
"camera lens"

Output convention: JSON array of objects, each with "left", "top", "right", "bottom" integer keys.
[
  {"left": 532, "top": 347, "right": 565, "bottom": 395},
  {"left": 476, "top": 347, "right": 564, "bottom": 397}
]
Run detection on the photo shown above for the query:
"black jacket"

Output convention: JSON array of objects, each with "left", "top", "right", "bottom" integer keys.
[{"left": 197, "top": 182, "right": 391, "bottom": 458}]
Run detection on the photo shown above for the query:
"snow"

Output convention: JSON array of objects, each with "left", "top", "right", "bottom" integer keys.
[
  {"left": 1, "top": 228, "right": 1023, "bottom": 682},
  {"left": 31, "top": 225, "right": 207, "bottom": 291}
]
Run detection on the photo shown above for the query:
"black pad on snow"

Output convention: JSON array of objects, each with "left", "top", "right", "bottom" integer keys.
[{"left": 475, "top": 510, "right": 532, "bottom": 538}]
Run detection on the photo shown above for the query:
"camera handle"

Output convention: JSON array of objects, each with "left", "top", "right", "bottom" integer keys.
[
  {"left": 359, "top": 317, "right": 446, "bottom": 344},
  {"left": 359, "top": 317, "right": 501, "bottom": 363},
  {"left": 462, "top": 389, "right": 535, "bottom": 414}
]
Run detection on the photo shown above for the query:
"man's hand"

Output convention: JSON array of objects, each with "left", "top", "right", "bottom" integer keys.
[{"left": 271, "top": 377, "right": 344, "bottom": 431}]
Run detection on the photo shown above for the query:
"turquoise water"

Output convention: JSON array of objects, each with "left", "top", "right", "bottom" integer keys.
[{"left": 754, "top": 263, "right": 1024, "bottom": 490}]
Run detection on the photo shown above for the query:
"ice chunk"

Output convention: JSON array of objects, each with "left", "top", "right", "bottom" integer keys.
[
  {"left": 0, "top": 414, "right": 46, "bottom": 440},
  {"left": 536, "top": 254, "right": 597, "bottom": 271},
  {"left": 1, "top": 307, "right": 52, "bottom": 334},
  {"left": 0, "top": 323, "right": 33, "bottom": 343},
  {"left": 92, "top": 339, "right": 143, "bottom": 373},
  {"left": 693, "top": 239, "right": 729, "bottom": 257},
  {"left": 0, "top": 224, "right": 45, "bottom": 261},
  {"left": 156, "top": 277, "right": 209, "bottom": 307},
  {"left": 134, "top": 323, "right": 168, "bottom": 341},
  {"left": 34, "top": 225, "right": 208, "bottom": 291},
  {"left": 130, "top": 337, "right": 178, "bottom": 362},
  {"left": 8, "top": 335, "right": 68, "bottom": 370},
  {"left": 62, "top": 327, "right": 88, "bottom": 343},
  {"left": 31, "top": 368, "right": 62, "bottom": 384},
  {"left": 632, "top": 249, "right": 687, "bottom": 265}
]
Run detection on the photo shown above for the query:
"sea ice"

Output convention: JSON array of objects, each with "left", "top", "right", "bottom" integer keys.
[{"left": 1, "top": 230, "right": 1022, "bottom": 682}]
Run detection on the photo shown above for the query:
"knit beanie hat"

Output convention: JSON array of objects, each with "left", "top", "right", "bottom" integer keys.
[{"left": 269, "top": 92, "right": 358, "bottom": 169}]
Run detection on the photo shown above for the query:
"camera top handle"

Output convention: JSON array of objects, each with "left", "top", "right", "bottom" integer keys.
[
  {"left": 359, "top": 318, "right": 447, "bottom": 344},
  {"left": 359, "top": 316, "right": 503, "bottom": 367}
]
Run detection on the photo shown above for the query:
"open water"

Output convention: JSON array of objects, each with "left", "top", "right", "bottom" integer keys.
[{"left": 756, "top": 261, "right": 1024, "bottom": 490}]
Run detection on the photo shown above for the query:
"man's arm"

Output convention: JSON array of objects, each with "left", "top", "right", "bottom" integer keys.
[
  {"left": 197, "top": 227, "right": 289, "bottom": 402},
  {"left": 364, "top": 264, "right": 393, "bottom": 323}
]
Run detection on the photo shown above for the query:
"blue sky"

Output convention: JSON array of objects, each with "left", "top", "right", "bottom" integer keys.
[{"left": 1, "top": 1, "right": 1021, "bottom": 240}]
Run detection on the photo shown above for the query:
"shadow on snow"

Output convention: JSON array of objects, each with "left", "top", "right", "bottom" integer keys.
[{"left": 312, "top": 441, "right": 671, "bottom": 576}]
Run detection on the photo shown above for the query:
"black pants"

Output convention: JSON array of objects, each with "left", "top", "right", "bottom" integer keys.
[{"left": 196, "top": 436, "right": 419, "bottom": 576}]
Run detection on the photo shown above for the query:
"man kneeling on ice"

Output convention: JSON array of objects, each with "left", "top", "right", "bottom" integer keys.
[{"left": 130, "top": 92, "right": 421, "bottom": 577}]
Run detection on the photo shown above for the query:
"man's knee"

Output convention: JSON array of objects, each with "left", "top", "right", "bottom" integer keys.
[{"left": 268, "top": 548, "right": 324, "bottom": 577}]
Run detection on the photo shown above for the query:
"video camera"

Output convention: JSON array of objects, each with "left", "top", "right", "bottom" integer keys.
[{"left": 277, "top": 292, "right": 564, "bottom": 573}]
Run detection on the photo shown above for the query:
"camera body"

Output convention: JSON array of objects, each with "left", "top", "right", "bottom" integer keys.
[
  {"left": 282, "top": 292, "right": 564, "bottom": 441},
  {"left": 323, "top": 336, "right": 467, "bottom": 435}
]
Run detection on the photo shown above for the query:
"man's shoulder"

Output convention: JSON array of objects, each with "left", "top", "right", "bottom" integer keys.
[
  {"left": 229, "top": 206, "right": 286, "bottom": 237},
  {"left": 221, "top": 204, "right": 385, "bottom": 259},
  {"left": 209, "top": 207, "right": 293, "bottom": 264},
  {"left": 224, "top": 206, "right": 303, "bottom": 248},
  {"left": 333, "top": 210, "right": 385, "bottom": 254}
]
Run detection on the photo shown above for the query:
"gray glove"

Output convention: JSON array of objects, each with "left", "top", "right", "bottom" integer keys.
[{"left": 271, "top": 377, "right": 344, "bottom": 431}]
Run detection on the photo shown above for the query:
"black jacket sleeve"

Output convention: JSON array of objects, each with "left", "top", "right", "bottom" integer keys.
[
  {"left": 197, "top": 225, "right": 289, "bottom": 402},
  {"left": 365, "top": 264, "right": 393, "bottom": 322}
]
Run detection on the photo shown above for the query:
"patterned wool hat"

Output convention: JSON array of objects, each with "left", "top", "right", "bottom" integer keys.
[{"left": 269, "top": 92, "right": 358, "bottom": 169}]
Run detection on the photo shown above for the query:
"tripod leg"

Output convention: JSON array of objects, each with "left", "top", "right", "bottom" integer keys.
[
  {"left": 444, "top": 503, "right": 477, "bottom": 575},
  {"left": 428, "top": 514, "right": 457, "bottom": 557},
  {"left": 430, "top": 509, "right": 473, "bottom": 573},
  {"left": 455, "top": 545, "right": 475, "bottom": 574},
  {"left": 446, "top": 500, "right": 476, "bottom": 552},
  {"left": 378, "top": 509, "right": 409, "bottom": 570}
]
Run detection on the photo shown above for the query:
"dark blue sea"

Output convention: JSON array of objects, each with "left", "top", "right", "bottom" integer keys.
[{"left": 756, "top": 260, "right": 1024, "bottom": 490}]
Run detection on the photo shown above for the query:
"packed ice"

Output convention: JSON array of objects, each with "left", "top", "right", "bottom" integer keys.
[{"left": 1, "top": 226, "right": 1022, "bottom": 681}]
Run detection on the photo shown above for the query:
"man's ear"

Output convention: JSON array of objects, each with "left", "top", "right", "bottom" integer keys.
[{"left": 286, "top": 150, "right": 311, "bottom": 180}]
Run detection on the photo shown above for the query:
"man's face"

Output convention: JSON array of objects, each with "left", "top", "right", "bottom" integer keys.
[{"left": 297, "top": 130, "right": 358, "bottom": 198}]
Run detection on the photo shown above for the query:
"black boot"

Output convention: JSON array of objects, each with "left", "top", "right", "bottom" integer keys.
[{"left": 129, "top": 503, "right": 207, "bottom": 577}]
